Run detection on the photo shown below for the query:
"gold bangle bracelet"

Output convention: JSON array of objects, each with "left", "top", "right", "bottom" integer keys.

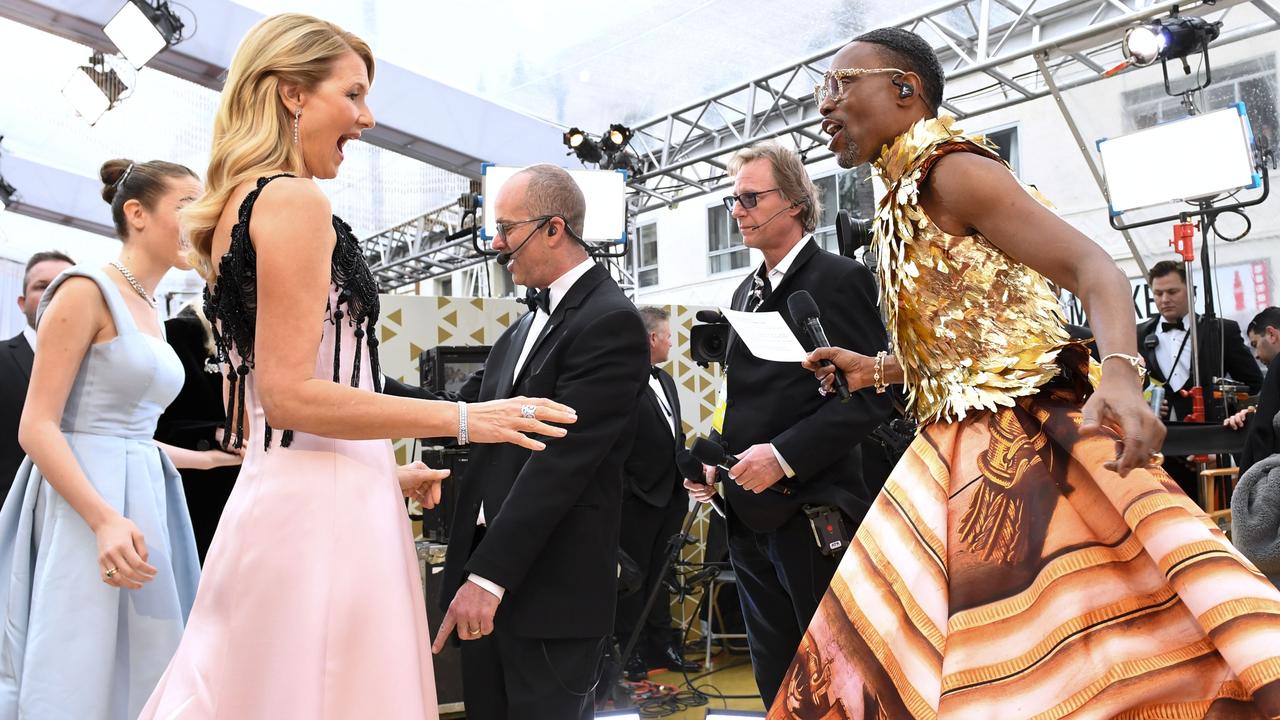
[{"left": 873, "top": 351, "right": 888, "bottom": 394}]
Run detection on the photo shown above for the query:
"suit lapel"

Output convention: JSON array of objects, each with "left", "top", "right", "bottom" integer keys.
[
  {"left": 495, "top": 312, "right": 535, "bottom": 399},
  {"left": 758, "top": 240, "right": 818, "bottom": 313},
  {"left": 659, "top": 369, "right": 684, "bottom": 445},
  {"left": 512, "top": 264, "right": 608, "bottom": 389},
  {"left": 644, "top": 382, "right": 672, "bottom": 439},
  {"left": 6, "top": 335, "right": 34, "bottom": 382},
  {"left": 724, "top": 239, "right": 819, "bottom": 361},
  {"left": 1137, "top": 319, "right": 1167, "bottom": 385},
  {"left": 722, "top": 276, "right": 755, "bottom": 363}
]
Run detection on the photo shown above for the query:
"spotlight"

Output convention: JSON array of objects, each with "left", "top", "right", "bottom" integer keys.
[
  {"left": 1122, "top": 13, "right": 1221, "bottom": 68},
  {"left": 600, "top": 123, "right": 633, "bottom": 154},
  {"left": 562, "top": 127, "right": 603, "bottom": 164},
  {"left": 563, "top": 127, "right": 588, "bottom": 148},
  {"left": 62, "top": 52, "right": 129, "bottom": 126},
  {"left": 104, "top": 0, "right": 186, "bottom": 69}
]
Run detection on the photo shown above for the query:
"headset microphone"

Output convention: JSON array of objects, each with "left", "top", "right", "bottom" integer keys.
[{"left": 746, "top": 200, "right": 805, "bottom": 231}]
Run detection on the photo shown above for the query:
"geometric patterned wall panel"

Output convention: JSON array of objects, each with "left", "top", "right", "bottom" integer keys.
[{"left": 375, "top": 295, "right": 725, "bottom": 455}]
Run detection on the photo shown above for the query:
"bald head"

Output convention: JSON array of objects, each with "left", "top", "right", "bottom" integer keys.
[
  {"left": 493, "top": 164, "right": 591, "bottom": 288},
  {"left": 516, "top": 164, "right": 587, "bottom": 240}
]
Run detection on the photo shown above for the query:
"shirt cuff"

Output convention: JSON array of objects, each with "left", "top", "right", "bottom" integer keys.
[
  {"left": 770, "top": 443, "right": 796, "bottom": 479},
  {"left": 467, "top": 574, "right": 505, "bottom": 601}
]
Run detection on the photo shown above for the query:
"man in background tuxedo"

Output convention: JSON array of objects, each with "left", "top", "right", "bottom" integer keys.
[
  {"left": 1137, "top": 260, "right": 1262, "bottom": 496},
  {"left": 431, "top": 164, "right": 649, "bottom": 719},
  {"left": 1224, "top": 307, "right": 1280, "bottom": 475},
  {"left": 1, "top": 250, "right": 73, "bottom": 497},
  {"left": 616, "top": 306, "right": 700, "bottom": 680},
  {"left": 685, "top": 141, "right": 891, "bottom": 706}
]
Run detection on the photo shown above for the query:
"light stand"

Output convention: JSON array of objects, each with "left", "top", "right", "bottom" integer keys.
[{"left": 608, "top": 508, "right": 700, "bottom": 699}]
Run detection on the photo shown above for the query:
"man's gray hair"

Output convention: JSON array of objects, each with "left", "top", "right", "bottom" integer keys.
[
  {"left": 638, "top": 306, "right": 670, "bottom": 334},
  {"left": 517, "top": 164, "right": 587, "bottom": 239},
  {"left": 726, "top": 141, "right": 821, "bottom": 233}
]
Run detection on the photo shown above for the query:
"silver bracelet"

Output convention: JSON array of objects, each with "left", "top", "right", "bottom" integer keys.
[
  {"left": 457, "top": 401, "right": 469, "bottom": 445},
  {"left": 1100, "top": 352, "right": 1148, "bottom": 385}
]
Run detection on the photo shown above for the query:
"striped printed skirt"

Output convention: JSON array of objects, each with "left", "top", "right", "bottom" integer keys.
[{"left": 768, "top": 375, "right": 1280, "bottom": 719}]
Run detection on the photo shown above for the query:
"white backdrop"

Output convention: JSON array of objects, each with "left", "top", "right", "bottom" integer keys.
[{"left": 0, "top": 258, "right": 24, "bottom": 339}]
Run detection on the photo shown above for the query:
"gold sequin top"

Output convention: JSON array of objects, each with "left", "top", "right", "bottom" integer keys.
[{"left": 872, "top": 116, "right": 1069, "bottom": 425}]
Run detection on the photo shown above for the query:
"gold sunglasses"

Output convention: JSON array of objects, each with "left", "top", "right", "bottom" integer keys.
[{"left": 813, "top": 67, "right": 906, "bottom": 105}]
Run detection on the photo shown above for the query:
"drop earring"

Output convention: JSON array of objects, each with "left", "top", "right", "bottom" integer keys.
[{"left": 293, "top": 109, "right": 301, "bottom": 144}]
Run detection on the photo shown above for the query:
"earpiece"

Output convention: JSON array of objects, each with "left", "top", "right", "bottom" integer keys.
[
  {"left": 547, "top": 225, "right": 557, "bottom": 236},
  {"left": 899, "top": 83, "right": 915, "bottom": 98}
]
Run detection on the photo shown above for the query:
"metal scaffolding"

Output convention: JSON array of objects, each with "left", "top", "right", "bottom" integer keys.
[
  {"left": 366, "top": 0, "right": 1279, "bottom": 288},
  {"left": 363, "top": 195, "right": 639, "bottom": 295},
  {"left": 624, "top": 0, "right": 1280, "bottom": 213},
  {"left": 361, "top": 198, "right": 478, "bottom": 291}
]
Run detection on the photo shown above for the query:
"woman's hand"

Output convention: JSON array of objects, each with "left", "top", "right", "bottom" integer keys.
[
  {"left": 804, "top": 347, "right": 875, "bottom": 392},
  {"left": 398, "top": 461, "right": 448, "bottom": 508},
  {"left": 1081, "top": 370, "right": 1166, "bottom": 478},
  {"left": 201, "top": 447, "right": 244, "bottom": 470},
  {"left": 95, "top": 514, "right": 157, "bottom": 589},
  {"left": 466, "top": 397, "right": 578, "bottom": 451}
]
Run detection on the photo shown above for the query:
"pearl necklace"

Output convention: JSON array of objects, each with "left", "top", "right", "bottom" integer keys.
[{"left": 110, "top": 261, "right": 156, "bottom": 308}]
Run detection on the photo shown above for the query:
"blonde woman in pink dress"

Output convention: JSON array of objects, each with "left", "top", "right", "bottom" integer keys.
[{"left": 140, "top": 14, "right": 576, "bottom": 719}]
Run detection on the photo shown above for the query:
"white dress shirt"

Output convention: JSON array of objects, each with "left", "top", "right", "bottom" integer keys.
[
  {"left": 752, "top": 236, "right": 811, "bottom": 479},
  {"left": 470, "top": 258, "right": 598, "bottom": 601},
  {"left": 22, "top": 325, "right": 37, "bottom": 352},
  {"left": 1155, "top": 312, "right": 1193, "bottom": 394},
  {"left": 649, "top": 372, "right": 677, "bottom": 437}
]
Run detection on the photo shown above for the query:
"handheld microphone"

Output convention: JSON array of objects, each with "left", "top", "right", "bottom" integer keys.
[
  {"left": 677, "top": 449, "right": 725, "bottom": 517},
  {"left": 787, "top": 290, "right": 851, "bottom": 401},
  {"left": 746, "top": 200, "right": 803, "bottom": 231},
  {"left": 689, "top": 438, "right": 792, "bottom": 496}
]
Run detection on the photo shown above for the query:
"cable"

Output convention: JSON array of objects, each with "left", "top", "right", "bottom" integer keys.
[
  {"left": 674, "top": 570, "right": 762, "bottom": 702},
  {"left": 168, "top": 1, "right": 198, "bottom": 44}
]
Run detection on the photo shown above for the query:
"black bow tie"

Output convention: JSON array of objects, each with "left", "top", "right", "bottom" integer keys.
[
  {"left": 1161, "top": 320, "right": 1186, "bottom": 333},
  {"left": 522, "top": 287, "right": 551, "bottom": 314},
  {"left": 649, "top": 366, "right": 661, "bottom": 379}
]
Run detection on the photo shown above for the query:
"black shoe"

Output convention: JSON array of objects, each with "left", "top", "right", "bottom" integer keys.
[
  {"left": 623, "top": 652, "right": 649, "bottom": 681},
  {"left": 660, "top": 644, "right": 700, "bottom": 673}
]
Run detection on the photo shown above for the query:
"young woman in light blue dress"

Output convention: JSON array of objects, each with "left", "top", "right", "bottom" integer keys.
[{"left": 0, "top": 158, "right": 241, "bottom": 720}]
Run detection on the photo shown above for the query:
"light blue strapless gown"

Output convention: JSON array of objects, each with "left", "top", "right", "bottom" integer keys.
[{"left": 0, "top": 266, "right": 200, "bottom": 720}]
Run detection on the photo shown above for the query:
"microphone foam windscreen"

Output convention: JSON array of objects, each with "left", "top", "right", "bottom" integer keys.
[
  {"left": 690, "top": 437, "right": 727, "bottom": 467},
  {"left": 787, "top": 289, "right": 821, "bottom": 323},
  {"left": 676, "top": 449, "right": 704, "bottom": 481}
]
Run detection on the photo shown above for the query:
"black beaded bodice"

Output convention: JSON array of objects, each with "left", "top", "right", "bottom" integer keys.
[{"left": 206, "top": 174, "right": 383, "bottom": 451}]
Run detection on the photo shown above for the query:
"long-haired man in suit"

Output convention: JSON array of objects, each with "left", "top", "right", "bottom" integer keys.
[
  {"left": 1, "top": 250, "right": 73, "bottom": 497},
  {"left": 431, "top": 164, "right": 649, "bottom": 719},
  {"left": 616, "top": 306, "right": 701, "bottom": 680},
  {"left": 684, "top": 141, "right": 892, "bottom": 705}
]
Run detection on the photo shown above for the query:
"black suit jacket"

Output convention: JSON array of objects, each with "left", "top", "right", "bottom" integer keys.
[
  {"left": 0, "top": 332, "right": 34, "bottom": 497},
  {"left": 439, "top": 264, "right": 649, "bottom": 639},
  {"left": 1137, "top": 314, "right": 1263, "bottom": 419},
  {"left": 718, "top": 239, "right": 892, "bottom": 533},
  {"left": 1240, "top": 355, "right": 1279, "bottom": 474},
  {"left": 623, "top": 367, "right": 685, "bottom": 509}
]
